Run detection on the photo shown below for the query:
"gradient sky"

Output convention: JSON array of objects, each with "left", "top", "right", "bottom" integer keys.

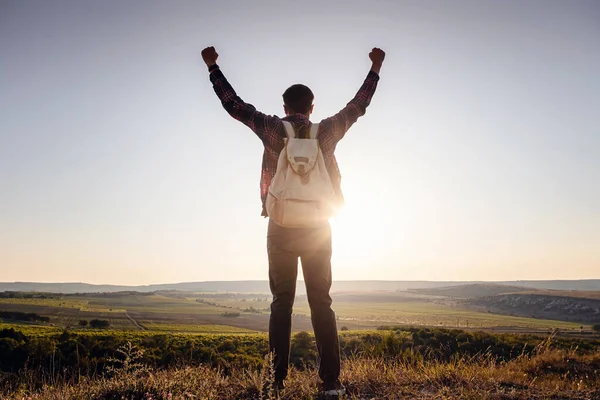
[{"left": 1, "top": 0, "right": 599, "bottom": 285}]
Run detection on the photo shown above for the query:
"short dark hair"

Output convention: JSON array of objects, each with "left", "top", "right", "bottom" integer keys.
[{"left": 282, "top": 84, "right": 314, "bottom": 114}]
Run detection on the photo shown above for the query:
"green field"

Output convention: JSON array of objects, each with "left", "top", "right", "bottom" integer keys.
[
  {"left": 314, "top": 301, "right": 583, "bottom": 329},
  {"left": 196, "top": 291, "right": 585, "bottom": 330},
  {"left": 137, "top": 322, "right": 258, "bottom": 333},
  {"left": 0, "top": 298, "right": 90, "bottom": 309}
]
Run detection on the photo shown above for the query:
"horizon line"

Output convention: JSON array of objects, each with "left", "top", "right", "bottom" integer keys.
[{"left": 2, "top": 278, "right": 600, "bottom": 287}]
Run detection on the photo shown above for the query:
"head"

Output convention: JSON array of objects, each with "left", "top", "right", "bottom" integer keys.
[{"left": 282, "top": 84, "right": 314, "bottom": 117}]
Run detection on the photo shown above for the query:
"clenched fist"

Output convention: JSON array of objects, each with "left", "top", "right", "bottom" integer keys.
[
  {"left": 369, "top": 47, "right": 385, "bottom": 66},
  {"left": 201, "top": 46, "right": 219, "bottom": 67}
]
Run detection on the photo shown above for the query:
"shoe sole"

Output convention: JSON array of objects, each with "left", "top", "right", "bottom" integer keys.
[{"left": 322, "top": 388, "right": 346, "bottom": 396}]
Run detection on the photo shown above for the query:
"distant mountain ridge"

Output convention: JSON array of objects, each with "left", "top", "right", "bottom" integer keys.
[{"left": 0, "top": 280, "right": 599, "bottom": 294}]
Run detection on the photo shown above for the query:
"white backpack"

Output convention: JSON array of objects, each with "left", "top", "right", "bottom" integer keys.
[{"left": 266, "top": 121, "right": 336, "bottom": 228}]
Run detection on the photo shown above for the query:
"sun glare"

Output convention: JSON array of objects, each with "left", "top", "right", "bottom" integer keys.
[{"left": 329, "top": 182, "right": 395, "bottom": 272}]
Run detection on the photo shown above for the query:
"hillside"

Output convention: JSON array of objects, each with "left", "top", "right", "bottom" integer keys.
[
  {"left": 1, "top": 288, "right": 591, "bottom": 332},
  {"left": 405, "top": 284, "right": 600, "bottom": 325},
  {"left": 2, "top": 283, "right": 599, "bottom": 331},
  {"left": 410, "top": 283, "right": 531, "bottom": 298},
  {"left": 465, "top": 293, "right": 600, "bottom": 323}
]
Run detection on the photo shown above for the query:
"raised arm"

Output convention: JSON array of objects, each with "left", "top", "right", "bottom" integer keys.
[
  {"left": 319, "top": 48, "right": 385, "bottom": 153},
  {"left": 201, "top": 46, "right": 280, "bottom": 143}
]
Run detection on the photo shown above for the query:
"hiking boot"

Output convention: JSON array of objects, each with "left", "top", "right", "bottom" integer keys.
[
  {"left": 274, "top": 380, "right": 285, "bottom": 393},
  {"left": 320, "top": 380, "right": 346, "bottom": 397}
]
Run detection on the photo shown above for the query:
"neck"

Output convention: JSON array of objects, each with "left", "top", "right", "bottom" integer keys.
[{"left": 287, "top": 113, "right": 310, "bottom": 118}]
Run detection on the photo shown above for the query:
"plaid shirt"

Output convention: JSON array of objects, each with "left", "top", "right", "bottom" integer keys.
[{"left": 208, "top": 64, "right": 380, "bottom": 216}]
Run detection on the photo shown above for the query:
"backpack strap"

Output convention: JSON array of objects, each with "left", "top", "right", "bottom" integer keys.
[
  {"left": 281, "top": 121, "right": 295, "bottom": 139},
  {"left": 282, "top": 121, "right": 319, "bottom": 139},
  {"left": 309, "top": 123, "right": 319, "bottom": 139}
]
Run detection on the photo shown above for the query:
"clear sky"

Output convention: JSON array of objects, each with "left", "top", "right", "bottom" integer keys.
[{"left": 1, "top": 0, "right": 599, "bottom": 285}]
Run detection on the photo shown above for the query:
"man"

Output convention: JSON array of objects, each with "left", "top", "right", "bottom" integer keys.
[{"left": 201, "top": 46, "right": 384, "bottom": 396}]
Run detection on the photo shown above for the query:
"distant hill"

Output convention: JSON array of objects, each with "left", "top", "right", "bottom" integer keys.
[
  {"left": 0, "top": 279, "right": 599, "bottom": 294},
  {"left": 465, "top": 293, "right": 600, "bottom": 323},
  {"left": 410, "top": 283, "right": 531, "bottom": 298},
  {"left": 498, "top": 280, "right": 600, "bottom": 291},
  {"left": 407, "top": 283, "right": 600, "bottom": 323}
]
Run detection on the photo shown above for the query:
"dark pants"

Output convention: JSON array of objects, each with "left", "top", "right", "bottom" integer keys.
[{"left": 267, "top": 219, "right": 340, "bottom": 383}]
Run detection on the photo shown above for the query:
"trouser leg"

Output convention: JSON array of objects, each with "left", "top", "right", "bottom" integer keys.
[
  {"left": 300, "top": 223, "right": 340, "bottom": 383},
  {"left": 267, "top": 220, "right": 299, "bottom": 382}
]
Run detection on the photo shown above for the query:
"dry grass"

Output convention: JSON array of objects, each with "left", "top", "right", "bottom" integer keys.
[{"left": 4, "top": 344, "right": 599, "bottom": 400}]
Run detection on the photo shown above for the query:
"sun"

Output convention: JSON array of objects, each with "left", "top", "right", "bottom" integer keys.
[{"left": 329, "top": 181, "right": 393, "bottom": 270}]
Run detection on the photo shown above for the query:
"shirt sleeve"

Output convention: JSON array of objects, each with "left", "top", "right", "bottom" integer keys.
[
  {"left": 209, "top": 65, "right": 281, "bottom": 147},
  {"left": 318, "top": 71, "right": 380, "bottom": 154}
]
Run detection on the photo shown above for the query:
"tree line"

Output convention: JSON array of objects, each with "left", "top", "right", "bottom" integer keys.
[{"left": 0, "top": 311, "right": 50, "bottom": 323}]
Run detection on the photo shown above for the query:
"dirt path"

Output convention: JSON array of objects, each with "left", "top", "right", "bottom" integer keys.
[{"left": 125, "top": 312, "right": 146, "bottom": 330}]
